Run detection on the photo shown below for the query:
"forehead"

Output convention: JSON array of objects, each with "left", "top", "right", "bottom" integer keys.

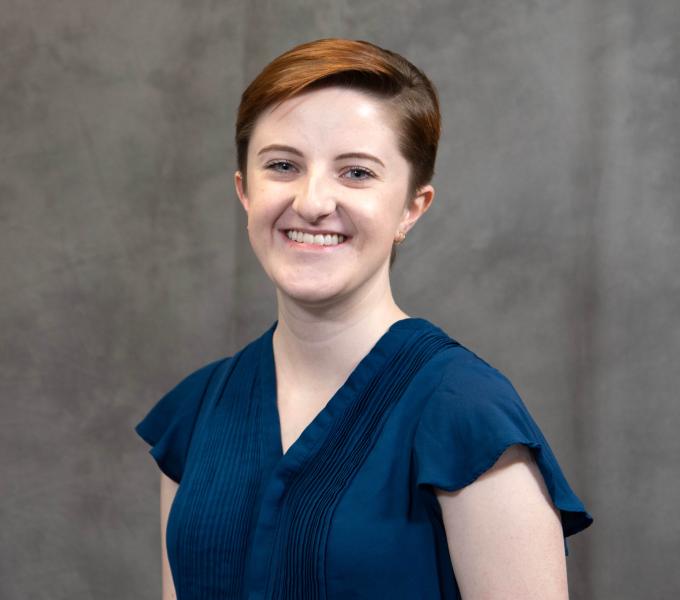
[{"left": 250, "top": 86, "right": 401, "bottom": 154}]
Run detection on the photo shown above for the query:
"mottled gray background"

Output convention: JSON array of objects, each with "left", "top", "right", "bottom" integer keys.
[{"left": 1, "top": 0, "right": 678, "bottom": 598}]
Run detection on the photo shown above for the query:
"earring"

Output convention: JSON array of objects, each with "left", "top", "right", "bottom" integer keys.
[{"left": 394, "top": 229, "right": 407, "bottom": 245}]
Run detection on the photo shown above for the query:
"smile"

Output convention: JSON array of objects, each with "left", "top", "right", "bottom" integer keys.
[{"left": 284, "top": 229, "right": 348, "bottom": 247}]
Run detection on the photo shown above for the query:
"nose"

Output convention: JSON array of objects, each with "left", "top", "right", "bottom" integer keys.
[{"left": 291, "top": 167, "right": 337, "bottom": 222}]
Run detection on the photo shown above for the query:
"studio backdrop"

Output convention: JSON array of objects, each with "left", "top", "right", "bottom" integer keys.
[{"left": 1, "top": 1, "right": 678, "bottom": 599}]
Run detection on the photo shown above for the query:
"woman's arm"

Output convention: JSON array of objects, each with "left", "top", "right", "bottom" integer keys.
[
  {"left": 160, "top": 473, "right": 179, "bottom": 600},
  {"left": 435, "top": 444, "right": 568, "bottom": 599}
]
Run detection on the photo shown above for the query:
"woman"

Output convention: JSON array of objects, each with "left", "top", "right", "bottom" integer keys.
[{"left": 135, "top": 38, "right": 593, "bottom": 599}]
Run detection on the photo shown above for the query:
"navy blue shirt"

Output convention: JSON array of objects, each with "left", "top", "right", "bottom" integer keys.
[{"left": 135, "top": 317, "right": 593, "bottom": 599}]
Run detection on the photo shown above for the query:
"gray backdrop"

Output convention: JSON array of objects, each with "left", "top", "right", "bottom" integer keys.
[{"left": 1, "top": 0, "right": 678, "bottom": 598}]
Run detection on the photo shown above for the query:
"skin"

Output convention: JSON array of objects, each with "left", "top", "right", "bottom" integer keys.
[
  {"left": 436, "top": 444, "right": 569, "bottom": 599},
  {"left": 160, "top": 473, "right": 178, "bottom": 600},
  {"left": 159, "top": 85, "right": 569, "bottom": 599}
]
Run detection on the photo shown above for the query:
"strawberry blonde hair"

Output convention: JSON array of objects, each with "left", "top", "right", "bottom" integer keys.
[{"left": 235, "top": 38, "right": 441, "bottom": 266}]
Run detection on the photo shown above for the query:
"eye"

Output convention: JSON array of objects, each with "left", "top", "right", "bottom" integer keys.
[
  {"left": 263, "top": 161, "right": 374, "bottom": 180},
  {"left": 265, "top": 160, "right": 298, "bottom": 173},
  {"left": 341, "top": 166, "right": 375, "bottom": 181}
]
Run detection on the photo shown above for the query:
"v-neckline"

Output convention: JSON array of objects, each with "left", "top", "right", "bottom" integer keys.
[{"left": 258, "top": 317, "right": 428, "bottom": 463}]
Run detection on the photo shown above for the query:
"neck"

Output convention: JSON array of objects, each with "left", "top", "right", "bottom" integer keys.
[{"left": 271, "top": 280, "right": 409, "bottom": 396}]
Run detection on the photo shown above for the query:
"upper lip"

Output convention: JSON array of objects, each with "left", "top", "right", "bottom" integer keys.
[{"left": 282, "top": 228, "right": 350, "bottom": 237}]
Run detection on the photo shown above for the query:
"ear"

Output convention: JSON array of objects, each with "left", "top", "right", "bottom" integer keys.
[
  {"left": 234, "top": 170, "right": 249, "bottom": 213},
  {"left": 399, "top": 183, "right": 435, "bottom": 235}
]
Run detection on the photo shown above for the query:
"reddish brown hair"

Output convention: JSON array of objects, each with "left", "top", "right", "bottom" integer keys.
[{"left": 235, "top": 38, "right": 441, "bottom": 266}]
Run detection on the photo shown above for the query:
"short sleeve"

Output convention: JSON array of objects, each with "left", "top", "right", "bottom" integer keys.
[
  {"left": 413, "top": 349, "right": 593, "bottom": 542},
  {"left": 134, "top": 358, "right": 225, "bottom": 483}
]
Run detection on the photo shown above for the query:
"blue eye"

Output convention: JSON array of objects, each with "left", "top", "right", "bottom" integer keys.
[
  {"left": 343, "top": 167, "right": 374, "bottom": 180},
  {"left": 264, "top": 161, "right": 374, "bottom": 180},
  {"left": 266, "top": 160, "right": 297, "bottom": 173}
]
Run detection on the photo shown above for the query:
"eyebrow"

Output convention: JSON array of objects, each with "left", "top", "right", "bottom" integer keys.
[{"left": 257, "top": 144, "right": 385, "bottom": 168}]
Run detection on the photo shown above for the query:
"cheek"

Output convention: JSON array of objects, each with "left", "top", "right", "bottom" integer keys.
[
  {"left": 247, "top": 190, "right": 282, "bottom": 226},
  {"left": 360, "top": 193, "right": 404, "bottom": 233}
]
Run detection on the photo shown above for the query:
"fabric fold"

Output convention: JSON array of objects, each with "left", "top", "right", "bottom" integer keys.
[
  {"left": 135, "top": 358, "right": 224, "bottom": 483},
  {"left": 413, "top": 349, "right": 594, "bottom": 540}
]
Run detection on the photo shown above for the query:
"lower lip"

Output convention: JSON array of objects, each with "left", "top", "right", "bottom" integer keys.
[{"left": 280, "top": 230, "right": 350, "bottom": 251}]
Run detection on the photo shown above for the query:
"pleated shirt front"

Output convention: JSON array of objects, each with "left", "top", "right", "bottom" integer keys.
[{"left": 135, "top": 317, "right": 593, "bottom": 599}]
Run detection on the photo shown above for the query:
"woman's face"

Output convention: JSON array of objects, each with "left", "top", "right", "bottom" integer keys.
[{"left": 234, "top": 86, "right": 433, "bottom": 308}]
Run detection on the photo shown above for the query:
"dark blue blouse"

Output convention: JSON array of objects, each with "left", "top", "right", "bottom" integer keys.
[{"left": 135, "top": 317, "right": 593, "bottom": 599}]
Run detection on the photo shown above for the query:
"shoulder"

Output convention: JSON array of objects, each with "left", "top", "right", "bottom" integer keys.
[
  {"left": 438, "top": 337, "right": 518, "bottom": 394},
  {"left": 417, "top": 339, "right": 526, "bottom": 431},
  {"left": 163, "top": 321, "right": 277, "bottom": 403},
  {"left": 149, "top": 355, "right": 232, "bottom": 420},
  {"left": 169, "top": 355, "right": 231, "bottom": 396},
  {"left": 413, "top": 339, "right": 542, "bottom": 493},
  {"left": 175, "top": 356, "right": 233, "bottom": 389},
  {"left": 141, "top": 354, "right": 234, "bottom": 431},
  {"left": 411, "top": 318, "right": 519, "bottom": 403}
]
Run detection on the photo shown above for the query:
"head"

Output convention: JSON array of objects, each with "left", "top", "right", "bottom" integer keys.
[{"left": 234, "top": 38, "right": 441, "bottom": 270}]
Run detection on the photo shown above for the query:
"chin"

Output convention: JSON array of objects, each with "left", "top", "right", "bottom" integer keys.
[{"left": 275, "top": 278, "right": 348, "bottom": 306}]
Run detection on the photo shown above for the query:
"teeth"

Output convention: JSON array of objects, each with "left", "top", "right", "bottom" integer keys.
[{"left": 286, "top": 230, "right": 345, "bottom": 246}]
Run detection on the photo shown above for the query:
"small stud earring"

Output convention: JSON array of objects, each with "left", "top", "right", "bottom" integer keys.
[{"left": 394, "top": 230, "right": 407, "bottom": 245}]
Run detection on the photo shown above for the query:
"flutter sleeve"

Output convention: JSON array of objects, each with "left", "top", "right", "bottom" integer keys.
[
  {"left": 134, "top": 358, "right": 225, "bottom": 483},
  {"left": 413, "top": 349, "right": 593, "bottom": 543}
]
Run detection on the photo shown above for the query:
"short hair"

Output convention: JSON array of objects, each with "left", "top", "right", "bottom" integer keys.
[{"left": 235, "top": 38, "right": 441, "bottom": 267}]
